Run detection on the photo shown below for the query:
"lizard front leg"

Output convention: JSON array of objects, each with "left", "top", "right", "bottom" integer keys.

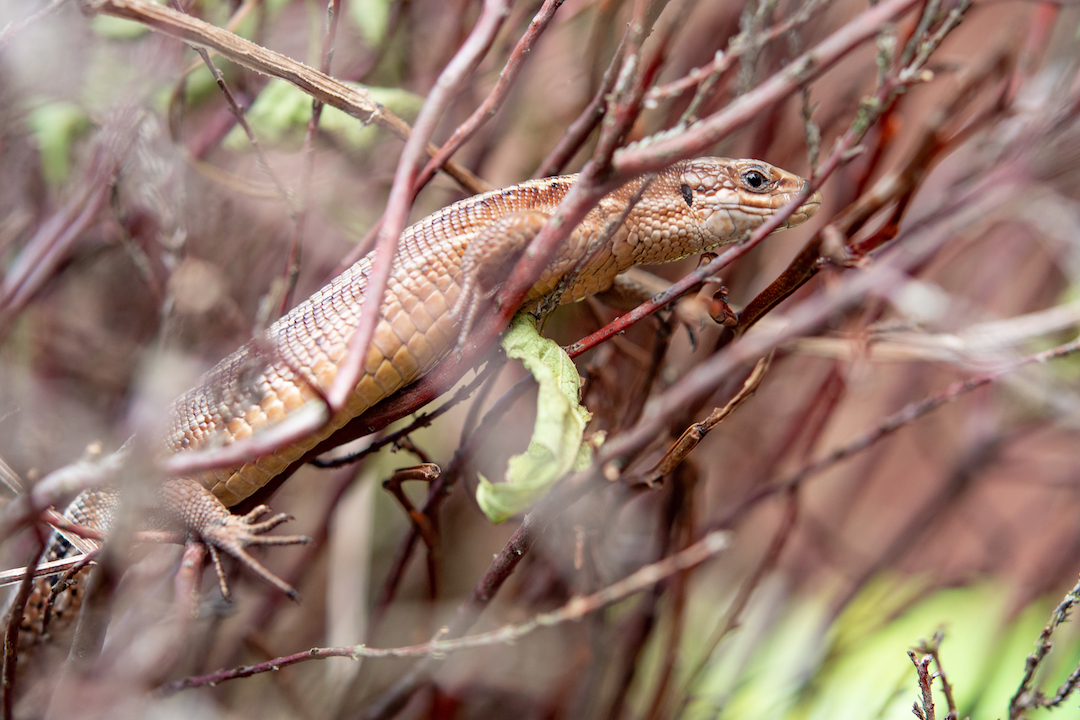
[
  {"left": 16, "top": 475, "right": 307, "bottom": 648},
  {"left": 160, "top": 477, "right": 310, "bottom": 600},
  {"left": 452, "top": 209, "right": 552, "bottom": 341}
]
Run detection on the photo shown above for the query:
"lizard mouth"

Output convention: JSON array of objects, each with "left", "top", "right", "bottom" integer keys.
[
  {"left": 758, "top": 184, "right": 822, "bottom": 229},
  {"left": 715, "top": 185, "right": 822, "bottom": 229},
  {"left": 784, "top": 188, "right": 823, "bottom": 227}
]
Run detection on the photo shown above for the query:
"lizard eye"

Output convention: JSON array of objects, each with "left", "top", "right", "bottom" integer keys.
[
  {"left": 679, "top": 183, "right": 693, "bottom": 208},
  {"left": 741, "top": 169, "right": 771, "bottom": 192}
]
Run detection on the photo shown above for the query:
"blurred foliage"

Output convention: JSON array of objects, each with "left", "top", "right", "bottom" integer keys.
[
  {"left": 25, "top": 100, "right": 91, "bottom": 187},
  {"left": 349, "top": 0, "right": 393, "bottom": 46},
  {"left": 658, "top": 577, "right": 1080, "bottom": 720},
  {"left": 223, "top": 77, "right": 423, "bottom": 151},
  {"left": 88, "top": 13, "right": 152, "bottom": 39}
]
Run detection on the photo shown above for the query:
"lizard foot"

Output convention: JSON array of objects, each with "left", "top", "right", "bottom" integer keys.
[{"left": 162, "top": 478, "right": 311, "bottom": 602}]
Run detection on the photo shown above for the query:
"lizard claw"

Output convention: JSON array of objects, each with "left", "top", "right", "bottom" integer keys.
[{"left": 199, "top": 505, "right": 311, "bottom": 601}]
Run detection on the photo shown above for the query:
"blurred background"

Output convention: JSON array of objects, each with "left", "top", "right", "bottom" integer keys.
[{"left": 2, "top": 0, "right": 1080, "bottom": 718}]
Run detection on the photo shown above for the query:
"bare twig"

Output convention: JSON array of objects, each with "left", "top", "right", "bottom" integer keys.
[
  {"left": 913, "top": 631, "right": 958, "bottom": 720},
  {"left": 1009, "top": 573, "right": 1080, "bottom": 718},
  {"left": 325, "top": 0, "right": 511, "bottom": 411},
  {"left": 172, "top": 1, "right": 296, "bottom": 218},
  {"left": 415, "top": 0, "right": 564, "bottom": 190},
  {"left": 280, "top": 0, "right": 342, "bottom": 314},
  {"left": 637, "top": 352, "right": 773, "bottom": 485},
  {"left": 163, "top": 530, "right": 731, "bottom": 692},
  {"left": 1, "top": 530, "right": 46, "bottom": 720},
  {"left": 909, "top": 651, "right": 937, "bottom": 720},
  {"left": 0, "top": 554, "right": 96, "bottom": 588}
]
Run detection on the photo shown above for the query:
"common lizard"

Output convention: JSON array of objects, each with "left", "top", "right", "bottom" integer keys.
[{"left": 25, "top": 157, "right": 821, "bottom": 621}]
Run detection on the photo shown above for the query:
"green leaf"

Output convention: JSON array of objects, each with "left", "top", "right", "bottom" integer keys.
[
  {"left": 476, "top": 313, "right": 593, "bottom": 523},
  {"left": 223, "top": 78, "right": 422, "bottom": 152},
  {"left": 26, "top": 101, "right": 91, "bottom": 187},
  {"left": 349, "top": 0, "right": 393, "bottom": 46}
]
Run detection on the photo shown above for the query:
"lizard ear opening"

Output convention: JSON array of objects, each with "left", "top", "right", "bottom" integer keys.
[{"left": 680, "top": 183, "right": 693, "bottom": 208}]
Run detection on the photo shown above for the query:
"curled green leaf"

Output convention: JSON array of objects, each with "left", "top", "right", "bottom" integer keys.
[{"left": 476, "top": 314, "right": 594, "bottom": 523}]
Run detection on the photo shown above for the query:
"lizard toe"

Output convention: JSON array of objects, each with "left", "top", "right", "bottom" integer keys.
[
  {"left": 201, "top": 514, "right": 310, "bottom": 600},
  {"left": 163, "top": 477, "right": 309, "bottom": 600},
  {"left": 236, "top": 509, "right": 297, "bottom": 535}
]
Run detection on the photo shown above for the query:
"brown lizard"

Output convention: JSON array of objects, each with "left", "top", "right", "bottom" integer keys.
[{"left": 25, "top": 157, "right": 821, "bottom": 621}]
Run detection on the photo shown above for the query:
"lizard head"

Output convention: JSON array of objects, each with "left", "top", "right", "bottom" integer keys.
[{"left": 677, "top": 157, "right": 822, "bottom": 244}]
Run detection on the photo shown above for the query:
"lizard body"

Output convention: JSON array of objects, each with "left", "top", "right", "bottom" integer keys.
[
  {"left": 171, "top": 158, "right": 819, "bottom": 509},
  {"left": 27, "top": 157, "right": 820, "bottom": 608}
]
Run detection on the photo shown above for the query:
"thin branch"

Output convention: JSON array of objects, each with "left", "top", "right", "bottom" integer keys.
[
  {"left": 326, "top": 0, "right": 511, "bottom": 410},
  {"left": 613, "top": 0, "right": 922, "bottom": 176},
  {"left": 909, "top": 651, "right": 937, "bottom": 720},
  {"left": 1009, "top": 573, "right": 1080, "bottom": 718},
  {"left": 279, "top": 0, "right": 343, "bottom": 314},
  {"left": 637, "top": 353, "right": 773, "bottom": 485},
  {"left": 1, "top": 531, "right": 46, "bottom": 720},
  {"left": 913, "top": 631, "right": 958, "bottom": 720},
  {"left": 0, "top": 0, "right": 70, "bottom": 45},
  {"left": 0, "top": 554, "right": 96, "bottom": 588},
  {"left": 172, "top": 1, "right": 296, "bottom": 219},
  {"left": 163, "top": 530, "right": 731, "bottom": 692},
  {"left": 415, "top": 0, "right": 564, "bottom": 190}
]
